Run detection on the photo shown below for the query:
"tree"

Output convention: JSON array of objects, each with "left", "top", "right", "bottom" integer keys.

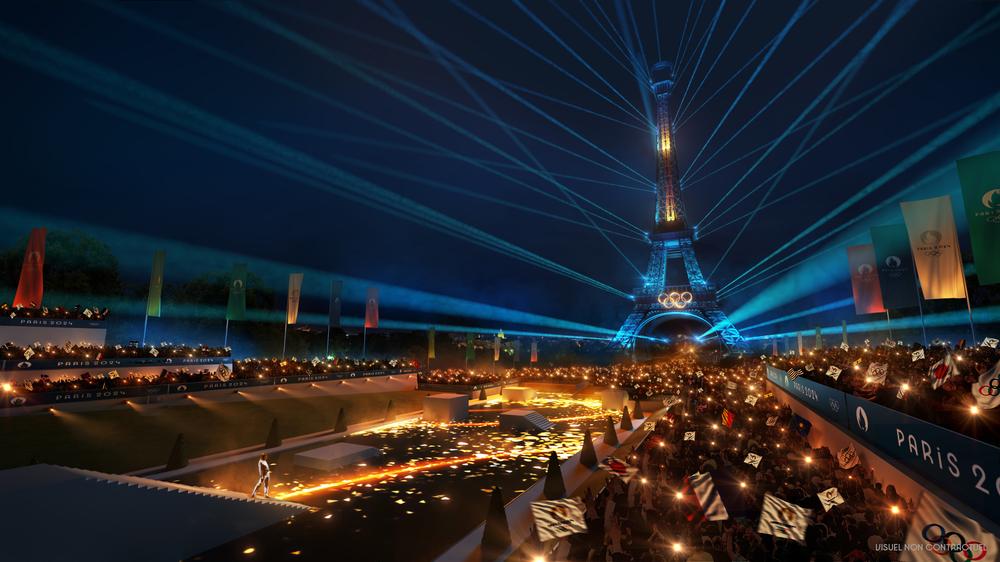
[{"left": 0, "top": 229, "right": 123, "bottom": 297}]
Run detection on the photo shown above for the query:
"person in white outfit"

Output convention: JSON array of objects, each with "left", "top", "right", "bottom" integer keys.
[{"left": 250, "top": 453, "right": 271, "bottom": 498}]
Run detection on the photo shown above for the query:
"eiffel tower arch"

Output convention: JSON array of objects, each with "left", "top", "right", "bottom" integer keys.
[{"left": 611, "top": 61, "right": 746, "bottom": 353}]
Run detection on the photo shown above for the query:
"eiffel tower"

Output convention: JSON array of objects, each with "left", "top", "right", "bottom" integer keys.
[{"left": 611, "top": 61, "right": 746, "bottom": 352}]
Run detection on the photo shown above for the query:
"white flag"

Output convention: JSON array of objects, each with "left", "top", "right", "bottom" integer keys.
[
  {"left": 929, "top": 354, "right": 958, "bottom": 390},
  {"left": 817, "top": 487, "right": 845, "bottom": 512},
  {"left": 972, "top": 359, "right": 1000, "bottom": 410},
  {"left": 745, "top": 395, "right": 758, "bottom": 406},
  {"left": 530, "top": 497, "right": 587, "bottom": 542},
  {"left": 840, "top": 342, "right": 849, "bottom": 351},
  {"left": 765, "top": 416, "right": 778, "bottom": 427},
  {"left": 826, "top": 366, "right": 842, "bottom": 380},
  {"left": 805, "top": 364, "right": 814, "bottom": 372},
  {"left": 215, "top": 363, "right": 231, "bottom": 382},
  {"left": 726, "top": 381, "right": 737, "bottom": 390},
  {"left": 982, "top": 337, "right": 999, "bottom": 349},
  {"left": 912, "top": 349, "right": 925, "bottom": 362},
  {"left": 866, "top": 363, "right": 888, "bottom": 385},
  {"left": 695, "top": 370, "right": 704, "bottom": 378},
  {"left": 864, "top": 338, "right": 871, "bottom": 347},
  {"left": 837, "top": 443, "right": 860, "bottom": 469},
  {"left": 687, "top": 471, "right": 729, "bottom": 521},
  {"left": 900, "top": 491, "right": 997, "bottom": 561},
  {"left": 149, "top": 347, "right": 159, "bottom": 358},
  {"left": 23, "top": 347, "right": 34, "bottom": 361},
  {"left": 757, "top": 493, "right": 812, "bottom": 543},
  {"left": 683, "top": 431, "right": 695, "bottom": 441},
  {"left": 744, "top": 453, "right": 762, "bottom": 468}
]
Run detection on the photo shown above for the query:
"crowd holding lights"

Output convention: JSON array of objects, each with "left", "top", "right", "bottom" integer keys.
[{"left": 0, "top": 303, "right": 109, "bottom": 320}]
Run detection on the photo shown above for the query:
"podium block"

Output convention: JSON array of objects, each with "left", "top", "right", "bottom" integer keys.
[
  {"left": 423, "top": 392, "right": 469, "bottom": 422},
  {"left": 600, "top": 389, "right": 627, "bottom": 410},
  {"left": 294, "top": 443, "right": 380, "bottom": 471},
  {"left": 501, "top": 386, "right": 536, "bottom": 402}
]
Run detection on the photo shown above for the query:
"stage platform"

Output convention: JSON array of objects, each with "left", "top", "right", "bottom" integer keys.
[
  {"left": 0, "top": 464, "right": 309, "bottom": 562},
  {"left": 294, "top": 442, "right": 380, "bottom": 471},
  {"left": 423, "top": 392, "right": 469, "bottom": 422},
  {"left": 499, "top": 409, "right": 553, "bottom": 432},
  {"left": 501, "top": 386, "right": 536, "bottom": 402}
]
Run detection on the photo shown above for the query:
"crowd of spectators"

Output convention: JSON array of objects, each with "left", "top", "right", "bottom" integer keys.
[
  {"left": 546, "top": 360, "right": 919, "bottom": 561},
  {"left": 1, "top": 341, "right": 229, "bottom": 363},
  {"left": 0, "top": 303, "right": 109, "bottom": 320}
]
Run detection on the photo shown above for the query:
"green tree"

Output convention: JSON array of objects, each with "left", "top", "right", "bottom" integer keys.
[{"left": 0, "top": 229, "right": 123, "bottom": 297}]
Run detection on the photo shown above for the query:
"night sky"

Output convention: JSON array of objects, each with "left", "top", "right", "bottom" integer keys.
[{"left": 1, "top": 1, "right": 998, "bottom": 338}]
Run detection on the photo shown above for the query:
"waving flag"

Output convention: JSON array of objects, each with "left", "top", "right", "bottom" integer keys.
[
  {"left": 901, "top": 195, "right": 967, "bottom": 300},
  {"left": 983, "top": 337, "right": 999, "bottom": 349},
  {"left": 683, "top": 472, "right": 729, "bottom": 522},
  {"left": 901, "top": 491, "right": 997, "bottom": 562},
  {"left": 866, "top": 363, "right": 888, "bottom": 385},
  {"left": 364, "top": 287, "right": 379, "bottom": 329},
  {"left": 683, "top": 431, "right": 695, "bottom": 441},
  {"left": 530, "top": 498, "right": 587, "bottom": 542},
  {"left": 285, "top": 273, "right": 303, "bottom": 325},
  {"left": 929, "top": 354, "right": 957, "bottom": 390},
  {"left": 972, "top": 359, "right": 1000, "bottom": 410},
  {"left": 758, "top": 493, "right": 812, "bottom": 543},
  {"left": 817, "top": 487, "right": 845, "bottom": 512},
  {"left": 599, "top": 457, "right": 637, "bottom": 482},
  {"left": 826, "top": 366, "right": 842, "bottom": 380},
  {"left": 721, "top": 408, "right": 735, "bottom": 428},
  {"left": 13, "top": 227, "right": 46, "bottom": 308},
  {"left": 911, "top": 349, "right": 924, "bottom": 362},
  {"left": 744, "top": 453, "right": 762, "bottom": 468},
  {"left": 838, "top": 443, "right": 860, "bottom": 469},
  {"left": 787, "top": 367, "right": 803, "bottom": 381}
]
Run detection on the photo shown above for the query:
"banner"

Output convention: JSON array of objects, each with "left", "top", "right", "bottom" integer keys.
[
  {"left": 871, "top": 224, "right": 919, "bottom": 309},
  {"left": 797, "top": 332, "right": 804, "bottom": 355},
  {"left": 766, "top": 365, "right": 848, "bottom": 425},
  {"left": 465, "top": 333, "right": 475, "bottom": 362},
  {"left": 12, "top": 227, "right": 46, "bottom": 308},
  {"left": 956, "top": 150, "right": 1000, "bottom": 285},
  {"left": 758, "top": 493, "right": 811, "bottom": 543},
  {"left": 847, "top": 244, "right": 886, "bottom": 314},
  {"left": 328, "top": 280, "right": 343, "bottom": 329},
  {"left": 845, "top": 393, "right": 1000, "bottom": 526},
  {"left": 814, "top": 327, "right": 822, "bottom": 350},
  {"left": 226, "top": 263, "right": 247, "bottom": 321},
  {"left": 900, "top": 488, "right": 997, "bottom": 561},
  {"left": 427, "top": 327, "right": 435, "bottom": 360},
  {"left": 530, "top": 340, "right": 538, "bottom": 363},
  {"left": 286, "top": 273, "right": 303, "bottom": 325},
  {"left": 364, "top": 287, "right": 379, "bottom": 329},
  {"left": 493, "top": 336, "right": 500, "bottom": 361},
  {"left": 842, "top": 320, "right": 848, "bottom": 346},
  {"left": 901, "top": 195, "right": 966, "bottom": 299}
]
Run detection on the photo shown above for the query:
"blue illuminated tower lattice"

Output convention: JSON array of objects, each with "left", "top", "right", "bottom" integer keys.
[{"left": 611, "top": 61, "right": 746, "bottom": 352}]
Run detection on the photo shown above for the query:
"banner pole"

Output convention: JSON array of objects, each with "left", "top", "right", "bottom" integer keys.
[
  {"left": 223, "top": 318, "right": 230, "bottom": 349},
  {"left": 325, "top": 326, "right": 331, "bottom": 358},
  {"left": 885, "top": 310, "right": 892, "bottom": 341},
  {"left": 282, "top": 321, "right": 288, "bottom": 359},
  {"left": 910, "top": 256, "right": 928, "bottom": 348},
  {"left": 141, "top": 313, "right": 148, "bottom": 347},
  {"left": 363, "top": 325, "right": 368, "bottom": 359},
  {"left": 956, "top": 246, "right": 977, "bottom": 344}
]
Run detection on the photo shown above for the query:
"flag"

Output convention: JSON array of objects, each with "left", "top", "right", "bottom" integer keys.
[
  {"left": 790, "top": 414, "right": 811, "bottom": 437},
  {"left": 871, "top": 224, "right": 919, "bottom": 309},
  {"left": 215, "top": 363, "right": 232, "bottom": 382},
  {"left": 599, "top": 457, "right": 637, "bottom": 482},
  {"left": 745, "top": 395, "right": 758, "bottom": 406},
  {"left": 726, "top": 381, "right": 736, "bottom": 390},
  {"left": 817, "top": 487, "right": 845, "bottom": 512},
  {"left": 744, "top": 453, "right": 762, "bottom": 468},
  {"left": 226, "top": 263, "right": 247, "bottom": 321},
  {"left": 721, "top": 408, "right": 734, "bottom": 428},
  {"left": 972, "top": 359, "right": 1000, "bottom": 410},
  {"left": 683, "top": 431, "right": 695, "bottom": 441},
  {"left": 826, "top": 366, "right": 842, "bottom": 380},
  {"left": 530, "top": 498, "right": 587, "bottom": 542},
  {"left": 956, "top": 150, "right": 1000, "bottom": 285},
  {"left": 328, "top": 280, "right": 342, "bottom": 329},
  {"left": 929, "top": 354, "right": 958, "bottom": 390},
  {"left": 284, "top": 273, "right": 303, "bottom": 325},
  {"left": 787, "top": 367, "right": 803, "bottom": 381},
  {"left": 847, "top": 244, "right": 886, "bottom": 314},
  {"left": 530, "top": 340, "right": 538, "bottom": 363},
  {"left": 364, "top": 287, "right": 379, "bottom": 329},
  {"left": 797, "top": 332, "right": 804, "bottom": 354},
  {"left": 12, "top": 227, "right": 46, "bottom": 308},
  {"left": 840, "top": 341, "right": 849, "bottom": 351},
  {"left": 983, "top": 337, "right": 999, "bottom": 349},
  {"left": 837, "top": 443, "right": 860, "bottom": 469},
  {"left": 900, "top": 489, "right": 997, "bottom": 562},
  {"left": 814, "top": 327, "right": 823, "bottom": 350},
  {"left": 766, "top": 416, "right": 777, "bottom": 427},
  {"left": 772, "top": 339, "right": 778, "bottom": 356},
  {"left": 912, "top": 349, "right": 925, "bottom": 362},
  {"left": 663, "top": 396, "right": 682, "bottom": 409},
  {"left": 805, "top": 364, "right": 815, "bottom": 372},
  {"left": 144, "top": 250, "right": 166, "bottom": 318},
  {"left": 427, "top": 327, "right": 436, "bottom": 360},
  {"left": 465, "top": 333, "right": 475, "bottom": 362},
  {"left": 493, "top": 335, "right": 500, "bottom": 361},
  {"left": 684, "top": 472, "right": 729, "bottom": 522},
  {"left": 866, "top": 363, "right": 888, "bottom": 385},
  {"left": 901, "top": 195, "right": 966, "bottom": 300},
  {"left": 757, "top": 493, "right": 812, "bottom": 543}
]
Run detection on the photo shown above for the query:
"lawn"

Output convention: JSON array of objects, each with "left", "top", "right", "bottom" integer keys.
[{"left": 0, "top": 390, "right": 428, "bottom": 473}]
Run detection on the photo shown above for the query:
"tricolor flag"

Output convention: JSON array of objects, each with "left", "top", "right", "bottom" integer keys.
[
  {"left": 427, "top": 327, "right": 436, "bottom": 360},
  {"left": 911, "top": 348, "right": 925, "bottom": 362},
  {"left": 721, "top": 408, "right": 734, "bottom": 428},
  {"left": 226, "top": 264, "right": 247, "bottom": 321},
  {"left": 364, "top": 287, "right": 379, "bottom": 329},
  {"left": 757, "top": 493, "right": 812, "bottom": 543},
  {"left": 929, "top": 354, "right": 957, "bottom": 390},
  {"left": 837, "top": 443, "right": 859, "bottom": 469},
  {"left": 847, "top": 244, "right": 886, "bottom": 314},
  {"left": 146, "top": 250, "right": 166, "bottom": 318},
  {"left": 285, "top": 273, "right": 303, "bottom": 325},
  {"left": 328, "top": 280, "right": 343, "bottom": 329},
  {"left": 744, "top": 453, "right": 762, "bottom": 468},
  {"left": 900, "top": 490, "right": 997, "bottom": 562},
  {"left": 972, "top": 359, "right": 1000, "bottom": 410},
  {"left": 682, "top": 472, "right": 729, "bottom": 522},
  {"left": 956, "top": 151, "right": 1000, "bottom": 285},
  {"left": 901, "top": 195, "right": 967, "bottom": 300},
  {"left": 599, "top": 456, "right": 637, "bottom": 482},
  {"left": 12, "top": 227, "right": 46, "bottom": 308},
  {"left": 530, "top": 498, "right": 587, "bottom": 542},
  {"left": 817, "top": 487, "right": 845, "bottom": 512}
]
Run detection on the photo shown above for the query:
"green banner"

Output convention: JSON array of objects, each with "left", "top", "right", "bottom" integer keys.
[
  {"left": 145, "top": 250, "right": 165, "bottom": 318},
  {"left": 427, "top": 327, "right": 436, "bottom": 360},
  {"left": 957, "top": 151, "right": 1000, "bottom": 285},
  {"left": 870, "top": 224, "right": 918, "bottom": 309},
  {"left": 465, "top": 333, "right": 475, "bottom": 362},
  {"left": 226, "top": 263, "right": 247, "bottom": 321}
]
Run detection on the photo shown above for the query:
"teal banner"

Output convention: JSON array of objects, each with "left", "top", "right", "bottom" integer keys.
[{"left": 870, "top": 224, "right": 918, "bottom": 309}]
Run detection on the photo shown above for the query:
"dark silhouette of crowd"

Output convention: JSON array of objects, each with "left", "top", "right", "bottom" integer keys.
[{"left": 0, "top": 303, "right": 109, "bottom": 320}]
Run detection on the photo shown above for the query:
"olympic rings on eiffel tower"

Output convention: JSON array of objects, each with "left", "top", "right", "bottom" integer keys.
[{"left": 657, "top": 291, "right": 694, "bottom": 309}]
